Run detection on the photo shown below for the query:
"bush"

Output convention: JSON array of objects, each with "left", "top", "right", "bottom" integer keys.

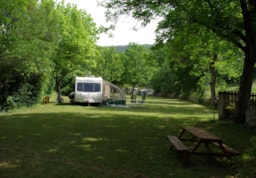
[
  {"left": 5, "top": 96, "right": 18, "bottom": 111},
  {"left": 1, "top": 79, "right": 41, "bottom": 111},
  {"left": 224, "top": 104, "right": 236, "bottom": 120}
]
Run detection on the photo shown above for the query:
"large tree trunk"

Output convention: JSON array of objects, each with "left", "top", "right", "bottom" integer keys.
[
  {"left": 235, "top": 48, "right": 256, "bottom": 124},
  {"left": 235, "top": 0, "right": 256, "bottom": 123}
]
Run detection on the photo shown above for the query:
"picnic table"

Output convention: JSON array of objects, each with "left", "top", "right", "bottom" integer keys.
[{"left": 166, "top": 126, "right": 240, "bottom": 163}]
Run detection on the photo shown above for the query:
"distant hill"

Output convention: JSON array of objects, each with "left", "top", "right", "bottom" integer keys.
[{"left": 101, "top": 44, "right": 152, "bottom": 53}]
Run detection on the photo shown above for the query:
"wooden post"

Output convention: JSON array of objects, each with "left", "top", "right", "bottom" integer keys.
[{"left": 218, "top": 92, "right": 230, "bottom": 120}]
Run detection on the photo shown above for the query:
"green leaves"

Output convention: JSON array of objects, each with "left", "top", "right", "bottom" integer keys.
[
  {"left": 51, "top": 1, "right": 99, "bottom": 103},
  {"left": 122, "top": 43, "right": 157, "bottom": 87},
  {"left": 0, "top": 0, "right": 100, "bottom": 108},
  {"left": 93, "top": 47, "right": 124, "bottom": 83}
]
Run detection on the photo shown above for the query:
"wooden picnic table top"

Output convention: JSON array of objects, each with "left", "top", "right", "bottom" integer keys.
[
  {"left": 183, "top": 126, "right": 222, "bottom": 141},
  {"left": 167, "top": 126, "right": 240, "bottom": 164}
]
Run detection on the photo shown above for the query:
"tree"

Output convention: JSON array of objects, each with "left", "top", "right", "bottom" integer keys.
[
  {"left": 152, "top": 40, "right": 200, "bottom": 97},
  {"left": 152, "top": 27, "right": 242, "bottom": 101},
  {"left": 52, "top": 2, "right": 99, "bottom": 103},
  {"left": 121, "top": 43, "right": 157, "bottom": 91},
  {"left": 92, "top": 47, "right": 124, "bottom": 84},
  {"left": 0, "top": 0, "right": 56, "bottom": 110},
  {"left": 170, "top": 25, "right": 243, "bottom": 105},
  {"left": 101, "top": 0, "right": 256, "bottom": 123}
]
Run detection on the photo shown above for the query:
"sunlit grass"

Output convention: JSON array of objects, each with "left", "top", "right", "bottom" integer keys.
[{"left": 0, "top": 97, "right": 254, "bottom": 177}]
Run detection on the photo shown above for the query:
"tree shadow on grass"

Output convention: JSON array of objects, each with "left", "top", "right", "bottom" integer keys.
[{"left": 0, "top": 110, "right": 243, "bottom": 177}]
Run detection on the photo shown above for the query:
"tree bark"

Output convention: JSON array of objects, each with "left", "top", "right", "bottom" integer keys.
[
  {"left": 235, "top": 0, "right": 256, "bottom": 123},
  {"left": 56, "top": 78, "right": 62, "bottom": 104},
  {"left": 235, "top": 48, "right": 256, "bottom": 124}
]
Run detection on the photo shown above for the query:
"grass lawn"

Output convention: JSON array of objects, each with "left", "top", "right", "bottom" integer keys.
[{"left": 0, "top": 97, "right": 254, "bottom": 178}]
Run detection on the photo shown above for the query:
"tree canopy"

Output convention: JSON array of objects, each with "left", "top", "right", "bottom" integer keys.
[
  {"left": 92, "top": 47, "right": 124, "bottom": 84},
  {"left": 52, "top": 1, "right": 99, "bottom": 103},
  {"left": 0, "top": 0, "right": 100, "bottom": 109},
  {"left": 0, "top": 0, "right": 56, "bottom": 109},
  {"left": 121, "top": 43, "right": 157, "bottom": 89},
  {"left": 101, "top": 0, "right": 256, "bottom": 123}
]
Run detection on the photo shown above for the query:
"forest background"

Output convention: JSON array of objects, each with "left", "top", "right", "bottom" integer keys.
[{"left": 0, "top": 0, "right": 245, "bottom": 117}]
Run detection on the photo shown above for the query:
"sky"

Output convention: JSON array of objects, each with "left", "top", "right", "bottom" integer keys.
[{"left": 63, "top": 0, "right": 158, "bottom": 46}]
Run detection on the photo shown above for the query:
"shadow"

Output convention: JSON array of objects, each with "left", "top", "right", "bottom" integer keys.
[{"left": 0, "top": 98, "right": 250, "bottom": 177}]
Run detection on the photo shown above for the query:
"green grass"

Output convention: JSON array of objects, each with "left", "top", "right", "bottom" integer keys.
[{"left": 0, "top": 97, "right": 254, "bottom": 178}]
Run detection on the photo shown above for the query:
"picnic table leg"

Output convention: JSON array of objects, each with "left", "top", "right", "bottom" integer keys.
[
  {"left": 178, "top": 129, "right": 196, "bottom": 166},
  {"left": 178, "top": 128, "right": 186, "bottom": 139},
  {"left": 203, "top": 142, "right": 213, "bottom": 152},
  {"left": 215, "top": 141, "right": 234, "bottom": 159},
  {"left": 181, "top": 140, "right": 203, "bottom": 165}
]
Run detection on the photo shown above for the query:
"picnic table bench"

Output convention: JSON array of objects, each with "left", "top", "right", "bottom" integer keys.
[
  {"left": 166, "top": 126, "right": 240, "bottom": 163},
  {"left": 166, "top": 135, "right": 189, "bottom": 152}
]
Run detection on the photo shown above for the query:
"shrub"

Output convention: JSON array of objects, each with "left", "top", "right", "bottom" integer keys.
[
  {"left": 224, "top": 104, "right": 236, "bottom": 120},
  {"left": 5, "top": 96, "right": 18, "bottom": 111}
]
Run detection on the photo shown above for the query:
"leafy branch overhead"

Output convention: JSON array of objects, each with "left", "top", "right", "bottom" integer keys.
[{"left": 101, "top": 0, "right": 256, "bottom": 124}]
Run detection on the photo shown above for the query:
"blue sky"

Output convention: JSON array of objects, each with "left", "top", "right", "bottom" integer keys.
[{"left": 63, "top": 0, "right": 158, "bottom": 46}]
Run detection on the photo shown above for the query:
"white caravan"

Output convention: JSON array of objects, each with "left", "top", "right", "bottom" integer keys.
[
  {"left": 70, "top": 76, "right": 126, "bottom": 105},
  {"left": 74, "top": 77, "right": 103, "bottom": 104}
]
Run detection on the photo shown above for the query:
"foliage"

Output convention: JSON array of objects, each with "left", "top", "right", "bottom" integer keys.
[
  {"left": 151, "top": 64, "right": 174, "bottom": 97},
  {"left": 4, "top": 96, "right": 17, "bottom": 111},
  {"left": 121, "top": 43, "right": 158, "bottom": 88},
  {"left": 224, "top": 104, "right": 237, "bottom": 120},
  {"left": 169, "top": 25, "right": 242, "bottom": 103},
  {"left": 151, "top": 37, "right": 201, "bottom": 97},
  {"left": 0, "top": 0, "right": 101, "bottom": 109},
  {"left": 92, "top": 47, "right": 124, "bottom": 84},
  {"left": 150, "top": 9, "right": 242, "bottom": 103},
  {"left": 0, "top": 0, "right": 56, "bottom": 110},
  {"left": 52, "top": 1, "right": 99, "bottom": 103},
  {"left": 100, "top": 0, "right": 256, "bottom": 124}
]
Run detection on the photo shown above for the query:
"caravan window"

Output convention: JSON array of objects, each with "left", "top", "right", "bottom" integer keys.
[
  {"left": 84, "top": 83, "right": 93, "bottom": 92},
  {"left": 77, "top": 83, "right": 83, "bottom": 91},
  {"left": 77, "top": 83, "right": 101, "bottom": 92},
  {"left": 94, "top": 83, "right": 101, "bottom": 92}
]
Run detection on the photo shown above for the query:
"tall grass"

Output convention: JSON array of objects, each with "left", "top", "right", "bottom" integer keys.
[{"left": 0, "top": 97, "right": 254, "bottom": 178}]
